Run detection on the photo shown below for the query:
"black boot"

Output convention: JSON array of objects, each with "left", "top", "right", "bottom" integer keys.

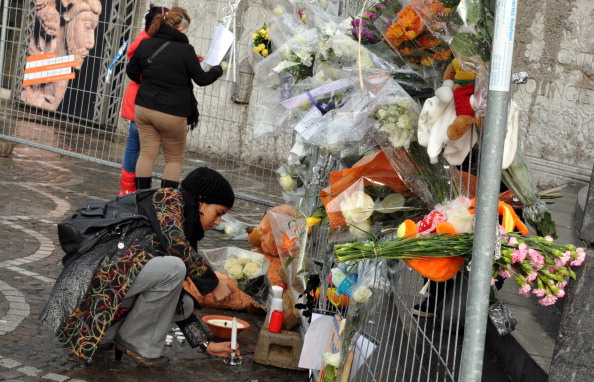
[
  {"left": 135, "top": 177, "right": 152, "bottom": 190},
  {"left": 160, "top": 179, "right": 179, "bottom": 189}
]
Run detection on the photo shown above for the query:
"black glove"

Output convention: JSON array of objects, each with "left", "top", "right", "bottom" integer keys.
[{"left": 210, "top": 65, "right": 223, "bottom": 78}]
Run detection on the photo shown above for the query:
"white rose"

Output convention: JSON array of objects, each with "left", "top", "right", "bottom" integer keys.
[
  {"left": 376, "top": 109, "right": 387, "bottom": 119},
  {"left": 243, "top": 261, "right": 263, "bottom": 279},
  {"left": 227, "top": 264, "right": 245, "bottom": 280},
  {"left": 341, "top": 191, "right": 374, "bottom": 223},
  {"left": 349, "top": 219, "right": 371, "bottom": 239},
  {"left": 323, "top": 352, "right": 341, "bottom": 368},
  {"left": 223, "top": 257, "right": 239, "bottom": 273},
  {"left": 273, "top": 7, "right": 283, "bottom": 16},
  {"left": 353, "top": 286, "right": 372, "bottom": 304},
  {"left": 279, "top": 174, "right": 296, "bottom": 191}
]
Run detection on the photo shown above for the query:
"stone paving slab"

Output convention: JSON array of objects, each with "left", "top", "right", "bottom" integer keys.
[{"left": 0, "top": 145, "right": 308, "bottom": 382}]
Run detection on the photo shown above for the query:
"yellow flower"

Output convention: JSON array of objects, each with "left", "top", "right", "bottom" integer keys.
[
  {"left": 306, "top": 217, "right": 322, "bottom": 227},
  {"left": 252, "top": 33, "right": 258, "bottom": 40},
  {"left": 258, "top": 43, "right": 265, "bottom": 50},
  {"left": 253, "top": 46, "right": 261, "bottom": 53},
  {"left": 264, "top": 33, "right": 270, "bottom": 40},
  {"left": 261, "top": 49, "right": 269, "bottom": 57},
  {"left": 258, "top": 29, "right": 266, "bottom": 36}
]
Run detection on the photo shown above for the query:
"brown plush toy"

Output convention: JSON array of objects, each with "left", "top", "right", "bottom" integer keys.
[
  {"left": 247, "top": 204, "right": 301, "bottom": 286},
  {"left": 442, "top": 57, "right": 476, "bottom": 140}
]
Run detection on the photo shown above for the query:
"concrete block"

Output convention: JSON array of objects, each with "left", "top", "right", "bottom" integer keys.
[{"left": 253, "top": 326, "right": 306, "bottom": 371}]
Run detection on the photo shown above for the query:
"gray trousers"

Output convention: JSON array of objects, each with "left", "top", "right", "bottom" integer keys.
[{"left": 102, "top": 256, "right": 193, "bottom": 358}]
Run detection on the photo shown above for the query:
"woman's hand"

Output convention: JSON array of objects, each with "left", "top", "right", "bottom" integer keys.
[
  {"left": 197, "top": 54, "right": 205, "bottom": 62},
  {"left": 206, "top": 341, "right": 242, "bottom": 358},
  {"left": 211, "top": 280, "right": 233, "bottom": 302}
]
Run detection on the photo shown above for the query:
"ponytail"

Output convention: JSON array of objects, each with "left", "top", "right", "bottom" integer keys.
[
  {"left": 147, "top": 14, "right": 166, "bottom": 37},
  {"left": 147, "top": 7, "right": 191, "bottom": 37}
]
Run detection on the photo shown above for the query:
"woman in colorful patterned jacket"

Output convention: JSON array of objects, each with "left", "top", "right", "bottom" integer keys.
[{"left": 41, "top": 167, "right": 238, "bottom": 366}]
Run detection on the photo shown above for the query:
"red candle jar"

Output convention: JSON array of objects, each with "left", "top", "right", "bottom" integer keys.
[{"left": 268, "top": 310, "right": 284, "bottom": 333}]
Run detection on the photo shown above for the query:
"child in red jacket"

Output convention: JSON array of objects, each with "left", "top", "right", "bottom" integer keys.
[{"left": 118, "top": 5, "right": 168, "bottom": 195}]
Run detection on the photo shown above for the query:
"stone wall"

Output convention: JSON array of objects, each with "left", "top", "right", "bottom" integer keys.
[{"left": 512, "top": 0, "right": 594, "bottom": 188}]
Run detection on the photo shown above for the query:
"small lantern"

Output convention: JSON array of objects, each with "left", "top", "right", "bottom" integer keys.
[{"left": 231, "top": 60, "right": 254, "bottom": 104}]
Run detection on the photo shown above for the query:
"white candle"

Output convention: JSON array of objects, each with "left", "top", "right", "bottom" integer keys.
[{"left": 230, "top": 317, "right": 237, "bottom": 351}]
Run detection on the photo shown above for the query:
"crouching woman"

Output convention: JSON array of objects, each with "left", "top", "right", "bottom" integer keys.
[{"left": 40, "top": 167, "right": 239, "bottom": 366}]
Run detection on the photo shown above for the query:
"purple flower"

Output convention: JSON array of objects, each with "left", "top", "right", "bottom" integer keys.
[
  {"left": 363, "top": 10, "right": 378, "bottom": 22},
  {"left": 375, "top": 3, "right": 386, "bottom": 13},
  {"left": 351, "top": 18, "right": 367, "bottom": 28}
]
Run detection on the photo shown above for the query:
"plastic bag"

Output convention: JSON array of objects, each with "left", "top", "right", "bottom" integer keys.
[
  {"left": 267, "top": 208, "right": 309, "bottom": 299},
  {"left": 202, "top": 247, "right": 271, "bottom": 309},
  {"left": 373, "top": 0, "right": 453, "bottom": 89},
  {"left": 367, "top": 78, "right": 422, "bottom": 150},
  {"left": 213, "top": 214, "right": 254, "bottom": 240},
  {"left": 488, "top": 301, "right": 518, "bottom": 336}
]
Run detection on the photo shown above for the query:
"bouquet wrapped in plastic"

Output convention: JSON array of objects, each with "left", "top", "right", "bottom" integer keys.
[
  {"left": 373, "top": 0, "right": 453, "bottom": 88},
  {"left": 202, "top": 247, "right": 271, "bottom": 309},
  {"left": 320, "top": 150, "right": 426, "bottom": 242},
  {"left": 267, "top": 208, "right": 310, "bottom": 300}
]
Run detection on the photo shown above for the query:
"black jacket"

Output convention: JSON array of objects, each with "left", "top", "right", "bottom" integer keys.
[{"left": 126, "top": 25, "right": 223, "bottom": 117}]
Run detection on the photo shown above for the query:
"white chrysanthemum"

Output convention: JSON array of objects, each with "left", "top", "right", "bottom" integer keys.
[
  {"left": 353, "top": 286, "right": 372, "bottom": 304},
  {"left": 341, "top": 191, "right": 374, "bottom": 223},
  {"left": 323, "top": 352, "right": 341, "bottom": 368},
  {"left": 279, "top": 174, "right": 296, "bottom": 191},
  {"left": 349, "top": 219, "right": 371, "bottom": 239}
]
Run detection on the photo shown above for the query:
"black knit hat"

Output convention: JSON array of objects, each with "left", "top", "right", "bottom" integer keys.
[{"left": 181, "top": 167, "right": 235, "bottom": 209}]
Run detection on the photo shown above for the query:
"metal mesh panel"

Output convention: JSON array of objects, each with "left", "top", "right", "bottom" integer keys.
[{"left": 0, "top": 0, "right": 287, "bottom": 206}]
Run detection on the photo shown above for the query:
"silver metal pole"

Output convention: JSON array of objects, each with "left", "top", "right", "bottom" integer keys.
[
  {"left": 459, "top": 0, "right": 519, "bottom": 380},
  {"left": 0, "top": 0, "right": 10, "bottom": 79}
]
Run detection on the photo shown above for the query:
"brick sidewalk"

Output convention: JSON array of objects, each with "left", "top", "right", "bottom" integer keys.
[{"left": 0, "top": 144, "right": 308, "bottom": 381}]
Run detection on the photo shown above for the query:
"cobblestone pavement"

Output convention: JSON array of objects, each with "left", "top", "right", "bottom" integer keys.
[{"left": 0, "top": 145, "right": 309, "bottom": 382}]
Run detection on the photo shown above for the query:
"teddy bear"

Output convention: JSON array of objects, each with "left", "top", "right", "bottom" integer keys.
[
  {"left": 440, "top": 57, "right": 476, "bottom": 140},
  {"left": 247, "top": 204, "right": 302, "bottom": 286}
]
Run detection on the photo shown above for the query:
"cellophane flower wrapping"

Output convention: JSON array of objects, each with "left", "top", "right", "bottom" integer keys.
[
  {"left": 202, "top": 247, "right": 271, "bottom": 309},
  {"left": 336, "top": 259, "right": 390, "bottom": 381},
  {"left": 324, "top": 176, "right": 423, "bottom": 242},
  {"left": 501, "top": 133, "right": 558, "bottom": 238},
  {"left": 367, "top": 78, "right": 421, "bottom": 150},
  {"left": 267, "top": 209, "right": 310, "bottom": 300},
  {"left": 380, "top": 140, "right": 472, "bottom": 208},
  {"left": 373, "top": 0, "right": 453, "bottom": 88}
]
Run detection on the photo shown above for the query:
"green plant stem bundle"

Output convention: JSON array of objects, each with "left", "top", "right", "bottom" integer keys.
[{"left": 334, "top": 233, "right": 475, "bottom": 263}]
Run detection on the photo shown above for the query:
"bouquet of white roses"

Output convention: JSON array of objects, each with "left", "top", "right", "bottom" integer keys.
[{"left": 203, "top": 247, "right": 271, "bottom": 308}]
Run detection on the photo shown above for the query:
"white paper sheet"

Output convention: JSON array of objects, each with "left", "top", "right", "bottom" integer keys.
[
  {"left": 204, "top": 25, "right": 235, "bottom": 66},
  {"left": 297, "top": 313, "right": 335, "bottom": 370}
]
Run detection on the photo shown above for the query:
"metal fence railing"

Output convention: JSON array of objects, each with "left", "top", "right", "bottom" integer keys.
[{"left": 0, "top": 0, "right": 288, "bottom": 206}]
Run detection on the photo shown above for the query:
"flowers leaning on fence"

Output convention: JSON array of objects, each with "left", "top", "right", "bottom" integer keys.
[
  {"left": 371, "top": 100, "right": 419, "bottom": 149},
  {"left": 253, "top": 23, "right": 272, "bottom": 57},
  {"left": 334, "top": 231, "right": 586, "bottom": 304},
  {"left": 494, "top": 232, "right": 585, "bottom": 306}
]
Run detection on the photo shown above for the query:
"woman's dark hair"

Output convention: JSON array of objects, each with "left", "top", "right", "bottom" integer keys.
[
  {"left": 144, "top": 5, "right": 169, "bottom": 32},
  {"left": 147, "top": 6, "right": 191, "bottom": 37}
]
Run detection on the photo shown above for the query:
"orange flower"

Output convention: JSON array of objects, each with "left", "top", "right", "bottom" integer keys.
[
  {"left": 420, "top": 56, "right": 436, "bottom": 66},
  {"left": 417, "top": 33, "right": 440, "bottom": 49},
  {"left": 398, "top": 46, "right": 414, "bottom": 55},
  {"left": 277, "top": 233, "right": 297, "bottom": 255},
  {"left": 433, "top": 49, "right": 453, "bottom": 60}
]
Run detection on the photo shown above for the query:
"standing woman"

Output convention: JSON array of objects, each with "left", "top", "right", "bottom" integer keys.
[
  {"left": 126, "top": 7, "right": 223, "bottom": 189},
  {"left": 118, "top": 5, "right": 169, "bottom": 196}
]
